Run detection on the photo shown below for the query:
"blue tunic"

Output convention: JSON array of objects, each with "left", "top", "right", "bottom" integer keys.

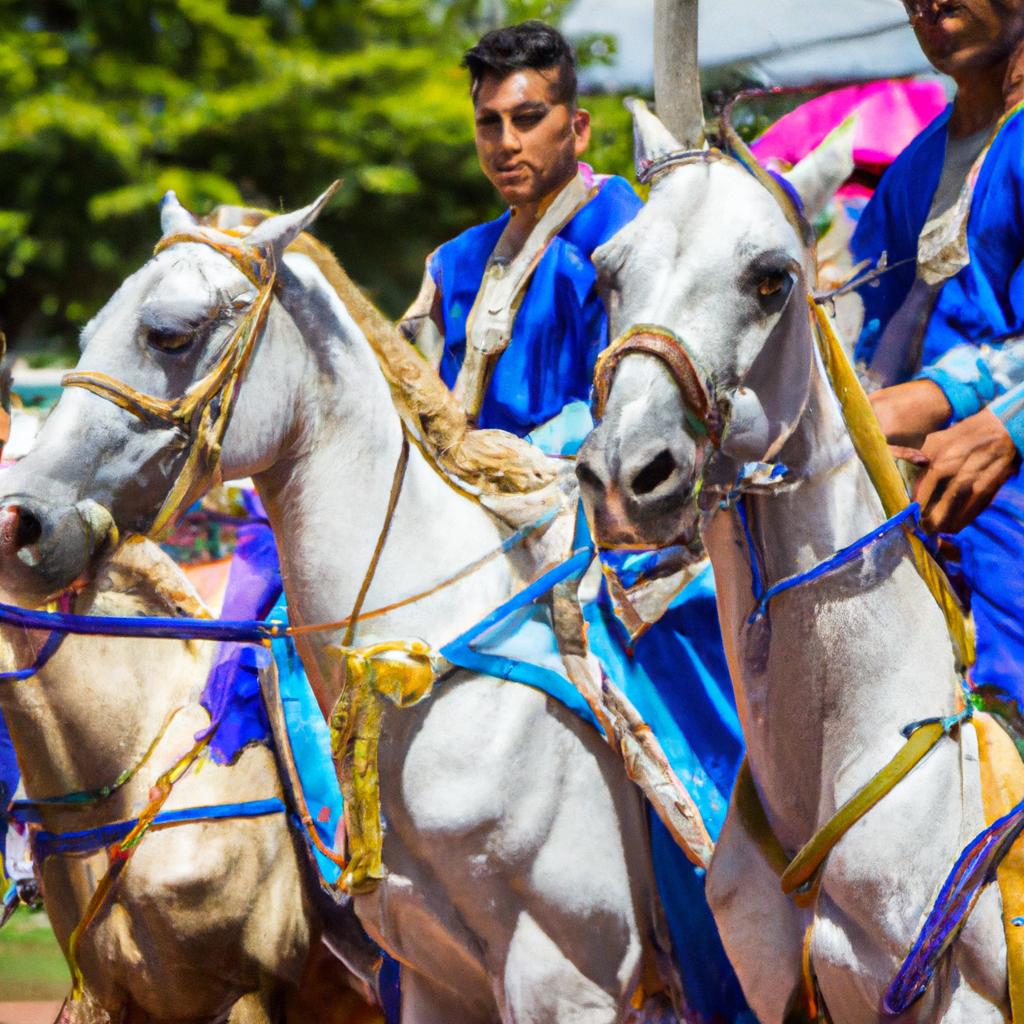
[
  {"left": 433, "top": 176, "right": 751, "bottom": 1022},
  {"left": 853, "top": 106, "right": 1024, "bottom": 708},
  {"left": 430, "top": 176, "right": 641, "bottom": 435}
]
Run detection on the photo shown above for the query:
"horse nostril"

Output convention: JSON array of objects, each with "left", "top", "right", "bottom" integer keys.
[
  {"left": 631, "top": 450, "right": 677, "bottom": 496},
  {"left": 577, "top": 462, "right": 603, "bottom": 492},
  {"left": 14, "top": 508, "right": 42, "bottom": 548}
]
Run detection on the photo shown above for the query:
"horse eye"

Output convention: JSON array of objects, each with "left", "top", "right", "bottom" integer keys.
[
  {"left": 755, "top": 271, "right": 793, "bottom": 310},
  {"left": 758, "top": 273, "right": 786, "bottom": 297},
  {"left": 146, "top": 325, "right": 198, "bottom": 352}
]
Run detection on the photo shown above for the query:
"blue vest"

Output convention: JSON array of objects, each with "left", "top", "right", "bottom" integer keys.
[{"left": 429, "top": 176, "right": 643, "bottom": 435}]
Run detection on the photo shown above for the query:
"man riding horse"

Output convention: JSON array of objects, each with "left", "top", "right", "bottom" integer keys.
[
  {"left": 402, "top": 21, "right": 751, "bottom": 1022},
  {"left": 856, "top": 0, "right": 1024, "bottom": 720}
]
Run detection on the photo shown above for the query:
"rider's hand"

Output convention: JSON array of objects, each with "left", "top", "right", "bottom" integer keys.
[
  {"left": 869, "top": 380, "right": 953, "bottom": 448},
  {"left": 914, "top": 408, "right": 1020, "bottom": 534}
]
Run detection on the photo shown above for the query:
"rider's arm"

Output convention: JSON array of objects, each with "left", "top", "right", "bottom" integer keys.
[
  {"left": 914, "top": 336, "right": 1024, "bottom": 428},
  {"left": 910, "top": 335, "right": 1024, "bottom": 456}
]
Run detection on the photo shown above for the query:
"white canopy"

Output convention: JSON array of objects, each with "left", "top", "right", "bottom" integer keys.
[{"left": 565, "top": 0, "right": 933, "bottom": 89}]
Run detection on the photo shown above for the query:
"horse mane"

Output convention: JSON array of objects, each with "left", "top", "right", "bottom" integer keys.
[
  {"left": 201, "top": 206, "right": 559, "bottom": 498},
  {"left": 93, "top": 537, "right": 212, "bottom": 622}
]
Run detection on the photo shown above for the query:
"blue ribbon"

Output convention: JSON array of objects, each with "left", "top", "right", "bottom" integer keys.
[
  {"left": 441, "top": 546, "right": 593, "bottom": 661},
  {"left": 885, "top": 794, "right": 1024, "bottom": 1014},
  {"left": 0, "top": 627, "right": 69, "bottom": 681},
  {"left": 736, "top": 499, "right": 922, "bottom": 621},
  {"left": 23, "top": 798, "right": 286, "bottom": 863}
]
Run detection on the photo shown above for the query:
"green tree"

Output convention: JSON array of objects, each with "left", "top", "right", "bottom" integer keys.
[{"left": 0, "top": 0, "right": 630, "bottom": 358}]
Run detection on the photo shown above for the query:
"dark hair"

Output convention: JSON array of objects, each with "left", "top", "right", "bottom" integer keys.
[{"left": 463, "top": 21, "right": 577, "bottom": 106}]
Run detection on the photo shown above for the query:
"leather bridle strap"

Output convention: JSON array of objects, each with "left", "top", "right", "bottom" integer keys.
[
  {"left": 60, "top": 234, "right": 277, "bottom": 538},
  {"left": 59, "top": 371, "right": 184, "bottom": 431},
  {"left": 592, "top": 324, "right": 720, "bottom": 445},
  {"left": 341, "top": 427, "right": 411, "bottom": 648}
]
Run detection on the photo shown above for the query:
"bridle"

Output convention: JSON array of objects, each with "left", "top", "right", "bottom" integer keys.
[
  {"left": 592, "top": 140, "right": 815, "bottom": 484},
  {"left": 592, "top": 148, "right": 726, "bottom": 448},
  {"left": 61, "top": 229, "right": 279, "bottom": 538},
  {"left": 592, "top": 323, "right": 721, "bottom": 446}
]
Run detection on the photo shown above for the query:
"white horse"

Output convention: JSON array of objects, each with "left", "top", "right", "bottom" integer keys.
[
  {"left": 0, "top": 194, "right": 673, "bottom": 1024},
  {"left": 576, "top": 102, "right": 1011, "bottom": 1023},
  {"left": 0, "top": 534, "right": 378, "bottom": 1023}
]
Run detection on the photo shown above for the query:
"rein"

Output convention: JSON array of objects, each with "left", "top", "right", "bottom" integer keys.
[{"left": 0, "top": 506, "right": 560, "bottom": 650}]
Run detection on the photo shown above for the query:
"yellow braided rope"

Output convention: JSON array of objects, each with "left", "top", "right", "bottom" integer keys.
[{"left": 810, "top": 300, "right": 975, "bottom": 670}]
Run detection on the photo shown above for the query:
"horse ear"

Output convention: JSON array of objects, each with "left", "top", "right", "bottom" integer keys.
[
  {"left": 160, "top": 190, "right": 198, "bottom": 236},
  {"left": 782, "top": 118, "right": 856, "bottom": 222},
  {"left": 244, "top": 182, "right": 340, "bottom": 257},
  {"left": 626, "top": 98, "right": 684, "bottom": 181}
]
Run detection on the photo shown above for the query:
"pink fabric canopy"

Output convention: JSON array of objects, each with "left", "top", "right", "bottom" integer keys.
[{"left": 752, "top": 79, "right": 948, "bottom": 197}]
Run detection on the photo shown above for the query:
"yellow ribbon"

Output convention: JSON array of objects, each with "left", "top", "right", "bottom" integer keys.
[
  {"left": 810, "top": 300, "right": 975, "bottom": 670},
  {"left": 328, "top": 639, "right": 438, "bottom": 894}
]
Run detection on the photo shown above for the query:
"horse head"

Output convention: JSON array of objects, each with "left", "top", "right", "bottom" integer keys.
[
  {"left": 577, "top": 100, "right": 824, "bottom": 552},
  {"left": 0, "top": 187, "right": 336, "bottom": 605}
]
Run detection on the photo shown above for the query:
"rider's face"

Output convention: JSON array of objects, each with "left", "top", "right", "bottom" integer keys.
[
  {"left": 473, "top": 69, "right": 590, "bottom": 209},
  {"left": 904, "top": 0, "right": 1024, "bottom": 76}
]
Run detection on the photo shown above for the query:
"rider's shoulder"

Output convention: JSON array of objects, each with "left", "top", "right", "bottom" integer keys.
[{"left": 430, "top": 214, "right": 509, "bottom": 282}]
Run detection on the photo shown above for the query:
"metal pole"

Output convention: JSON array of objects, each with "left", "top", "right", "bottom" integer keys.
[{"left": 653, "top": 0, "right": 705, "bottom": 149}]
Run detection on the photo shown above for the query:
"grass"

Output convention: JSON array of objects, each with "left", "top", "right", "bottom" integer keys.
[{"left": 0, "top": 910, "right": 68, "bottom": 1000}]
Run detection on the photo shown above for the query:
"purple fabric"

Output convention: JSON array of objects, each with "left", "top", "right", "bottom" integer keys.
[
  {"left": 197, "top": 501, "right": 284, "bottom": 765},
  {"left": 885, "top": 793, "right": 1024, "bottom": 1013}
]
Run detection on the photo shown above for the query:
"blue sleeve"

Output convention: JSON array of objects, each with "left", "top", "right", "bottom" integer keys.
[
  {"left": 916, "top": 335, "right": 1024, "bottom": 422},
  {"left": 916, "top": 345, "right": 1000, "bottom": 421},
  {"left": 916, "top": 114, "right": 1024, "bottom": 423},
  {"left": 990, "top": 381, "right": 1024, "bottom": 455}
]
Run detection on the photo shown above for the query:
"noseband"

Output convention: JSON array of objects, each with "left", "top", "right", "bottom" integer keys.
[
  {"left": 61, "top": 231, "right": 278, "bottom": 537},
  {"left": 594, "top": 139, "right": 809, "bottom": 455},
  {"left": 592, "top": 324, "right": 721, "bottom": 445}
]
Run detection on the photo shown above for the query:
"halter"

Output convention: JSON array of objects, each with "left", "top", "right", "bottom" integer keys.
[
  {"left": 596, "top": 135, "right": 813, "bottom": 469},
  {"left": 592, "top": 324, "right": 721, "bottom": 444},
  {"left": 61, "top": 230, "right": 278, "bottom": 538}
]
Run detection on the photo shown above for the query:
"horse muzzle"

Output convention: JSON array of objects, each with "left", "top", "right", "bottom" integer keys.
[
  {"left": 0, "top": 497, "right": 117, "bottom": 602},
  {"left": 577, "top": 419, "right": 703, "bottom": 551}
]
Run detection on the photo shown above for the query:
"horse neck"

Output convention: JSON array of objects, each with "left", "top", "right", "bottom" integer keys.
[
  {"left": 703, "top": 351, "right": 960, "bottom": 846},
  {"left": 0, "top": 588, "right": 209, "bottom": 803},
  {"left": 251, "top": 277, "right": 519, "bottom": 707}
]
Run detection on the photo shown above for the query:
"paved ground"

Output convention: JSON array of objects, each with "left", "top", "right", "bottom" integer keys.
[{"left": 0, "top": 1004, "right": 61, "bottom": 1024}]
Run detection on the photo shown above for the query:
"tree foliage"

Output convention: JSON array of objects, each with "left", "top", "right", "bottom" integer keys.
[{"left": 0, "top": 0, "right": 632, "bottom": 357}]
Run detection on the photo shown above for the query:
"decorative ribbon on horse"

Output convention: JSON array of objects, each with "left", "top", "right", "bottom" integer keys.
[{"left": 327, "top": 639, "right": 441, "bottom": 894}]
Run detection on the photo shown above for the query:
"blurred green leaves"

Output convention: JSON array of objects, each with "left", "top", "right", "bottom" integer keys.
[{"left": 0, "top": 0, "right": 635, "bottom": 353}]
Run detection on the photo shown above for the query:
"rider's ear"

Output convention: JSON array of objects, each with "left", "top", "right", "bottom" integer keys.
[
  {"left": 244, "top": 181, "right": 341, "bottom": 260},
  {"left": 159, "top": 191, "right": 198, "bottom": 236},
  {"left": 626, "top": 97, "right": 684, "bottom": 181}
]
